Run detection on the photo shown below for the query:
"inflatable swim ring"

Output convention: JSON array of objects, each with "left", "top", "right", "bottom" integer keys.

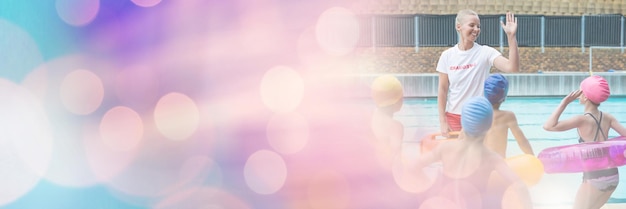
[
  {"left": 538, "top": 137, "right": 626, "bottom": 174},
  {"left": 420, "top": 131, "right": 460, "bottom": 155}
]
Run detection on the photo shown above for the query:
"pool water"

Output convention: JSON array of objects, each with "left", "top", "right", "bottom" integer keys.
[{"left": 396, "top": 97, "right": 626, "bottom": 205}]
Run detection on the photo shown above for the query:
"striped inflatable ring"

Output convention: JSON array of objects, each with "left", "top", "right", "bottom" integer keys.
[{"left": 538, "top": 136, "right": 626, "bottom": 173}]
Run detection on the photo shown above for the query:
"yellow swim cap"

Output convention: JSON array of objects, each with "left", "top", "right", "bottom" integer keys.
[{"left": 371, "top": 75, "right": 403, "bottom": 107}]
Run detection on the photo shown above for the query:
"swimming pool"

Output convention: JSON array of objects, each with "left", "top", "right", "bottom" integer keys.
[{"left": 396, "top": 96, "right": 626, "bottom": 205}]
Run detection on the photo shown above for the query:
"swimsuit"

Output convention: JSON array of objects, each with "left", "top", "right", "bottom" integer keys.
[
  {"left": 583, "top": 168, "right": 619, "bottom": 192},
  {"left": 578, "top": 112, "right": 619, "bottom": 192},
  {"left": 578, "top": 112, "right": 607, "bottom": 143},
  {"left": 423, "top": 156, "right": 498, "bottom": 209}
]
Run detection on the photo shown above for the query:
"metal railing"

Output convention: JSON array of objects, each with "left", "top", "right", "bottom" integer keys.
[{"left": 357, "top": 14, "right": 626, "bottom": 53}]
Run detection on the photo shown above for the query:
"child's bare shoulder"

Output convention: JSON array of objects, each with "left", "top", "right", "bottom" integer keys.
[
  {"left": 602, "top": 111, "right": 617, "bottom": 119},
  {"left": 391, "top": 119, "right": 404, "bottom": 131},
  {"left": 495, "top": 110, "right": 516, "bottom": 118},
  {"left": 480, "top": 147, "right": 505, "bottom": 163}
]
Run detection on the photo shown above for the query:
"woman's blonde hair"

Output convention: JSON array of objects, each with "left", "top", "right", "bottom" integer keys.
[{"left": 455, "top": 9, "right": 478, "bottom": 25}]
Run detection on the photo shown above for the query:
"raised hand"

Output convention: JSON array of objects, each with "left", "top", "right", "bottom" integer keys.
[
  {"left": 562, "top": 90, "right": 583, "bottom": 105},
  {"left": 500, "top": 11, "right": 517, "bottom": 36}
]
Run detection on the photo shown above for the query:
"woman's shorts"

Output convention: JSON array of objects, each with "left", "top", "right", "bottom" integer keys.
[{"left": 445, "top": 112, "right": 462, "bottom": 131}]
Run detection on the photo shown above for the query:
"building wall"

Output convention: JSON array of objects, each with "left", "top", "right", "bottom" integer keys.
[
  {"left": 349, "top": 0, "right": 626, "bottom": 16},
  {"left": 354, "top": 47, "right": 626, "bottom": 74},
  {"left": 349, "top": 1, "right": 626, "bottom": 74}
]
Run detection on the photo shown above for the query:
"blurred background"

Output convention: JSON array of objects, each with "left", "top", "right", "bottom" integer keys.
[
  {"left": 0, "top": 0, "right": 403, "bottom": 208},
  {"left": 4, "top": 0, "right": 624, "bottom": 208}
]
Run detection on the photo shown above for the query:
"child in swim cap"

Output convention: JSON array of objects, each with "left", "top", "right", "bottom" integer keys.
[
  {"left": 371, "top": 74, "right": 403, "bottom": 108},
  {"left": 461, "top": 97, "right": 493, "bottom": 137},
  {"left": 483, "top": 74, "right": 534, "bottom": 158},
  {"left": 580, "top": 75, "right": 611, "bottom": 105},
  {"left": 543, "top": 75, "right": 626, "bottom": 209},
  {"left": 370, "top": 75, "right": 404, "bottom": 163},
  {"left": 410, "top": 97, "right": 533, "bottom": 209},
  {"left": 483, "top": 74, "right": 536, "bottom": 207}
]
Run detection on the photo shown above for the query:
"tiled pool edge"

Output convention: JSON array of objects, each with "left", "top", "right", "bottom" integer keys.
[{"left": 350, "top": 72, "right": 626, "bottom": 98}]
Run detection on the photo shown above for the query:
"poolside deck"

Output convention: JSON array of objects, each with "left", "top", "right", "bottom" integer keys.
[{"left": 536, "top": 204, "right": 626, "bottom": 208}]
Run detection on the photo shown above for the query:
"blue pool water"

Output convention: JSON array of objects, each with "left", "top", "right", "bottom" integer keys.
[{"left": 396, "top": 97, "right": 626, "bottom": 205}]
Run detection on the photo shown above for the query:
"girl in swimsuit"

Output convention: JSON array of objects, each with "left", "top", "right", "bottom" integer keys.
[{"left": 543, "top": 75, "right": 626, "bottom": 209}]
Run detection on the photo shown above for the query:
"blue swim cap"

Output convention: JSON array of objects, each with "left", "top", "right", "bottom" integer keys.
[
  {"left": 484, "top": 73, "right": 509, "bottom": 105},
  {"left": 461, "top": 97, "right": 493, "bottom": 137}
]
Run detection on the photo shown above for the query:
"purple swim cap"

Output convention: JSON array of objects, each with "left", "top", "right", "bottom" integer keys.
[
  {"left": 461, "top": 97, "right": 493, "bottom": 137},
  {"left": 580, "top": 75, "right": 610, "bottom": 104},
  {"left": 484, "top": 73, "right": 509, "bottom": 105}
]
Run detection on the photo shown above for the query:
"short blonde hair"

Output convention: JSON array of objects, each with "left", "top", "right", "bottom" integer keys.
[{"left": 455, "top": 9, "right": 478, "bottom": 25}]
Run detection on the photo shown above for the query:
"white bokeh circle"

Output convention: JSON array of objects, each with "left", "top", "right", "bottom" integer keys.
[{"left": 259, "top": 66, "right": 304, "bottom": 114}]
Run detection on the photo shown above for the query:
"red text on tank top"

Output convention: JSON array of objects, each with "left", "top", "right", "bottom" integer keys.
[{"left": 450, "top": 63, "right": 476, "bottom": 71}]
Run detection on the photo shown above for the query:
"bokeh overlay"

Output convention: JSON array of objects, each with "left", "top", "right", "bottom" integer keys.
[{"left": 0, "top": 0, "right": 426, "bottom": 208}]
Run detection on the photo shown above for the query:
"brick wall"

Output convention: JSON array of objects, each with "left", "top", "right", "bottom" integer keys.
[
  {"left": 349, "top": 0, "right": 626, "bottom": 16},
  {"left": 353, "top": 47, "right": 626, "bottom": 74}
]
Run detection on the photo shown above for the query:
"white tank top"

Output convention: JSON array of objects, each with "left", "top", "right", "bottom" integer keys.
[{"left": 436, "top": 43, "right": 501, "bottom": 114}]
